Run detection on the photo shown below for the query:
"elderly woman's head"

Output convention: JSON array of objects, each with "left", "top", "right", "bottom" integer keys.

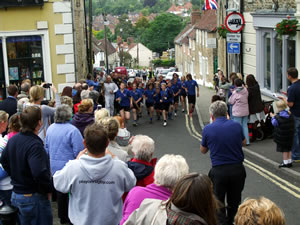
[
  {"left": 60, "top": 96, "right": 73, "bottom": 109},
  {"left": 154, "top": 154, "right": 189, "bottom": 189},
  {"left": 167, "top": 173, "right": 218, "bottom": 225},
  {"left": 235, "top": 197, "right": 285, "bottom": 225},
  {"left": 80, "top": 90, "right": 90, "bottom": 100},
  {"left": 98, "top": 117, "right": 119, "bottom": 141},
  {"left": 95, "top": 108, "right": 110, "bottom": 122},
  {"left": 131, "top": 135, "right": 155, "bottom": 162},
  {"left": 78, "top": 99, "right": 94, "bottom": 113},
  {"left": 54, "top": 105, "right": 73, "bottom": 123}
]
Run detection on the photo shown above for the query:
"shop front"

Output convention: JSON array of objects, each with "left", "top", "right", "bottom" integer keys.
[{"left": 0, "top": 30, "right": 52, "bottom": 99}]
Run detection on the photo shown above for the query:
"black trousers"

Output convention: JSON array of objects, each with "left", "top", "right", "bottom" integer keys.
[
  {"left": 56, "top": 191, "right": 72, "bottom": 224},
  {"left": 209, "top": 163, "right": 246, "bottom": 225}
]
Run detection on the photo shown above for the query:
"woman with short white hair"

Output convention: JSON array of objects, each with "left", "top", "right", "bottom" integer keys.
[
  {"left": 121, "top": 154, "right": 189, "bottom": 225},
  {"left": 94, "top": 108, "right": 110, "bottom": 122},
  {"left": 127, "top": 135, "right": 156, "bottom": 187}
]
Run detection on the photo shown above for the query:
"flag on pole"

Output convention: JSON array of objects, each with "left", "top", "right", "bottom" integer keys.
[{"left": 202, "top": 0, "right": 218, "bottom": 10}]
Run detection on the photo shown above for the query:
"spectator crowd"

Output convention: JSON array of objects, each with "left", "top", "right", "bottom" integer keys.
[{"left": 0, "top": 67, "right": 296, "bottom": 225}]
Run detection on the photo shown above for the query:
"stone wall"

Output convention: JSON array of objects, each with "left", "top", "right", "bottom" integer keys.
[{"left": 244, "top": 0, "right": 296, "bottom": 12}]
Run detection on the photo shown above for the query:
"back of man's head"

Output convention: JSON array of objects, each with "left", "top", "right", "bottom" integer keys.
[
  {"left": 7, "top": 85, "right": 18, "bottom": 97},
  {"left": 21, "top": 82, "right": 30, "bottom": 93},
  {"left": 209, "top": 101, "right": 228, "bottom": 119},
  {"left": 20, "top": 106, "right": 41, "bottom": 133},
  {"left": 287, "top": 67, "right": 298, "bottom": 79},
  {"left": 84, "top": 123, "right": 108, "bottom": 155}
]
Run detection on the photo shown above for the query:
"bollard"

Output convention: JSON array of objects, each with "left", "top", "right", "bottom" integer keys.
[{"left": 0, "top": 201, "right": 18, "bottom": 225}]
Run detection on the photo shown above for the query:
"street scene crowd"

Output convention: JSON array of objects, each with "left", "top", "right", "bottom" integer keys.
[{"left": 0, "top": 66, "right": 298, "bottom": 225}]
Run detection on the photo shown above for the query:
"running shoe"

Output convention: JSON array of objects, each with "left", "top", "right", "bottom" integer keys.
[
  {"left": 182, "top": 109, "right": 185, "bottom": 113},
  {"left": 163, "top": 121, "right": 167, "bottom": 127},
  {"left": 133, "top": 122, "right": 137, "bottom": 127},
  {"left": 174, "top": 112, "right": 177, "bottom": 117}
]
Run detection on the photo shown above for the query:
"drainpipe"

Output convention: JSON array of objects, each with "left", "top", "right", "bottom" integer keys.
[
  {"left": 296, "top": 0, "right": 300, "bottom": 70},
  {"left": 71, "top": 0, "right": 78, "bottom": 82},
  {"left": 240, "top": 0, "right": 244, "bottom": 76}
]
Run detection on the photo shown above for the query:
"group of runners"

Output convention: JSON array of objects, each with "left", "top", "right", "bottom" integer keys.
[{"left": 113, "top": 73, "right": 199, "bottom": 127}]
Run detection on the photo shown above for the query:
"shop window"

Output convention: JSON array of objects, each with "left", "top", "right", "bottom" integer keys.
[
  {"left": 264, "top": 33, "right": 271, "bottom": 89},
  {"left": 6, "top": 36, "right": 44, "bottom": 87},
  {"left": 0, "top": 40, "right": 6, "bottom": 101},
  {"left": 287, "top": 38, "right": 295, "bottom": 69},
  {"left": 274, "top": 36, "right": 282, "bottom": 93}
]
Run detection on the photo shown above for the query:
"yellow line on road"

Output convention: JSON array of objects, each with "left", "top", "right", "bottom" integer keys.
[
  {"left": 185, "top": 112, "right": 300, "bottom": 198},
  {"left": 244, "top": 162, "right": 300, "bottom": 198},
  {"left": 245, "top": 159, "right": 300, "bottom": 193}
]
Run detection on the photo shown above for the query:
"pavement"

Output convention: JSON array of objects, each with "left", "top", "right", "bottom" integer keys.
[{"left": 195, "top": 84, "right": 300, "bottom": 180}]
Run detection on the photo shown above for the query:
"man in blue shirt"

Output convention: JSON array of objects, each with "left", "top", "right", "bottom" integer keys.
[
  {"left": 183, "top": 74, "right": 199, "bottom": 117},
  {"left": 200, "top": 101, "right": 246, "bottom": 225},
  {"left": 280, "top": 67, "right": 300, "bottom": 161}
]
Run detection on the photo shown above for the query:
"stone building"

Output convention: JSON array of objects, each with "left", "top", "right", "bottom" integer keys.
[
  {"left": 175, "top": 11, "right": 217, "bottom": 86},
  {"left": 0, "top": 0, "right": 88, "bottom": 96}
]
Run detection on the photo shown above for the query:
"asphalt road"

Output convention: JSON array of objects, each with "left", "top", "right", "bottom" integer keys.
[{"left": 125, "top": 105, "right": 300, "bottom": 225}]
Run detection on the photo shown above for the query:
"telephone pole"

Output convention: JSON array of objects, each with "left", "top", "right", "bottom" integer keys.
[
  {"left": 88, "top": 0, "right": 93, "bottom": 74},
  {"left": 103, "top": 13, "right": 109, "bottom": 74}
]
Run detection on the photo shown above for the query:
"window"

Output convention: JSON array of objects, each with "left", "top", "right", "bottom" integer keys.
[
  {"left": 274, "top": 35, "right": 282, "bottom": 93},
  {"left": 189, "top": 39, "right": 191, "bottom": 49},
  {"left": 199, "top": 52, "right": 202, "bottom": 75},
  {"left": 205, "top": 32, "right": 208, "bottom": 48},
  {"left": 263, "top": 33, "right": 271, "bottom": 90},
  {"left": 192, "top": 40, "right": 195, "bottom": 50},
  {"left": 206, "top": 57, "right": 209, "bottom": 75},
  {"left": 199, "top": 30, "right": 201, "bottom": 45},
  {"left": 202, "top": 31, "right": 205, "bottom": 47},
  {"left": 196, "top": 30, "right": 199, "bottom": 43},
  {"left": 6, "top": 36, "right": 44, "bottom": 86}
]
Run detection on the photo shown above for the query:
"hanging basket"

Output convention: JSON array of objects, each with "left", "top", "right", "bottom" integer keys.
[
  {"left": 217, "top": 24, "right": 230, "bottom": 39},
  {"left": 275, "top": 18, "right": 298, "bottom": 37}
]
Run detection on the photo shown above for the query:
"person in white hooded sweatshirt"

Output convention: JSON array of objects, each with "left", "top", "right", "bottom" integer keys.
[{"left": 53, "top": 123, "right": 136, "bottom": 225}]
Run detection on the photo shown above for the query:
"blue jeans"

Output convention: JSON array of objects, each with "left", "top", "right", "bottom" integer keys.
[
  {"left": 11, "top": 192, "right": 52, "bottom": 225},
  {"left": 233, "top": 116, "right": 250, "bottom": 145},
  {"left": 292, "top": 116, "right": 300, "bottom": 160}
]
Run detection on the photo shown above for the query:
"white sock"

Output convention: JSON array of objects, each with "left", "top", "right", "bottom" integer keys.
[
  {"left": 283, "top": 160, "right": 289, "bottom": 164},
  {"left": 288, "top": 159, "right": 292, "bottom": 164}
]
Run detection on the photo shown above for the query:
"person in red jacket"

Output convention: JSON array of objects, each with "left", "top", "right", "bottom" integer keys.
[{"left": 127, "top": 135, "right": 156, "bottom": 187}]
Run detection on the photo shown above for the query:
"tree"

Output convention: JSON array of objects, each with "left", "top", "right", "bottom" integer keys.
[
  {"left": 114, "top": 14, "right": 136, "bottom": 41},
  {"left": 94, "top": 27, "right": 113, "bottom": 42},
  {"left": 135, "top": 16, "right": 150, "bottom": 30},
  {"left": 140, "top": 13, "right": 184, "bottom": 54},
  {"left": 143, "top": 0, "right": 157, "bottom": 7}
]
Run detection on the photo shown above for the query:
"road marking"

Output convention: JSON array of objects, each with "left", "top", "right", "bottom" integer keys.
[
  {"left": 185, "top": 104, "right": 202, "bottom": 138},
  {"left": 185, "top": 112, "right": 300, "bottom": 198},
  {"left": 244, "top": 162, "right": 300, "bottom": 199}
]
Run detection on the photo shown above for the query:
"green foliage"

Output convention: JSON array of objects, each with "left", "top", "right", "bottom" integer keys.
[
  {"left": 139, "top": 13, "right": 185, "bottom": 54},
  {"left": 114, "top": 15, "right": 136, "bottom": 41},
  {"left": 275, "top": 18, "right": 298, "bottom": 37},
  {"left": 144, "top": 0, "right": 157, "bottom": 7},
  {"left": 141, "top": 7, "right": 151, "bottom": 16},
  {"left": 217, "top": 24, "right": 230, "bottom": 38},
  {"left": 152, "top": 59, "right": 175, "bottom": 67},
  {"left": 94, "top": 27, "right": 114, "bottom": 41},
  {"left": 119, "top": 51, "right": 132, "bottom": 67}
]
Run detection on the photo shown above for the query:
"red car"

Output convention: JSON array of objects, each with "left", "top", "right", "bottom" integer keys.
[{"left": 114, "top": 67, "right": 128, "bottom": 77}]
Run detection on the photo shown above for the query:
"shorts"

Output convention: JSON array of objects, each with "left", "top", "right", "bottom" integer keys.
[
  {"left": 188, "top": 95, "right": 196, "bottom": 105},
  {"left": 161, "top": 102, "right": 169, "bottom": 111},
  {"left": 120, "top": 106, "right": 130, "bottom": 112},
  {"left": 181, "top": 93, "right": 187, "bottom": 98},
  {"left": 146, "top": 102, "right": 154, "bottom": 108},
  {"left": 174, "top": 95, "right": 179, "bottom": 103},
  {"left": 132, "top": 102, "right": 141, "bottom": 110},
  {"left": 154, "top": 103, "right": 161, "bottom": 110}
]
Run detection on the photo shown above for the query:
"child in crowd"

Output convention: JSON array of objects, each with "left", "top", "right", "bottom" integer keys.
[
  {"left": 114, "top": 115, "right": 131, "bottom": 147},
  {"left": 7, "top": 113, "right": 21, "bottom": 140},
  {"left": 271, "top": 100, "right": 294, "bottom": 168}
]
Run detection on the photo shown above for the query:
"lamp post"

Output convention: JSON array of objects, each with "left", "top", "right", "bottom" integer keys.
[
  {"left": 103, "top": 13, "right": 109, "bottom": 75},
  {"left": 120, "top": 28, "right": 123, "bottom": 66}
]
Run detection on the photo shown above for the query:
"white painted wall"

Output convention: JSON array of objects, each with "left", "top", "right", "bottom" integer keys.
[
  {"left": 243, "top": 12, "right": 257, "bottom": 76},
  {"left": 128, "top": 43, "right": 153, "bottom": 67}
]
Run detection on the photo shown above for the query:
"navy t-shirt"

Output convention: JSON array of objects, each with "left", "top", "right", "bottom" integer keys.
[
  {"left": 184, "top": 80, "right": 198, "bottom": 96},
  {"left": 144, "top": 89, "right": 155, "bottom": 103},
  {"left": 116, "top": 89, "right": 131, "bottom": 107},
  {"left": 160, "top": 90, "right": 169, "bottom": 103},
  {"left": 287, "top": 80, "right": 300, "bottom": 117},
  {"left": 172, "top": 80, "right": 182, "bottom": 95},
  {"left": 201, "top": 117, "right": 245, "bottom": 167},
  {"left": 130, "top": 90, "right": 142, "bottom": 102}
]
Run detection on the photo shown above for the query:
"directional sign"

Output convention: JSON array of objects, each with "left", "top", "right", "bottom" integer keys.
[
  {"left": 225, "top": 12, "right": 245, "bottom": 33},
  {"left": 226, "top": 33, "right": 241, "bottom": 43},
  {"left": 227, "top": 43, "right": 240, "bottom": 54}
]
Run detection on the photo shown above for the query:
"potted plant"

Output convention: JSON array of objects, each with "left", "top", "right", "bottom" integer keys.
[
  {"left": 217, "top": 24, "right": 230, "bottom": 38},
  {"left": 275, "top": 16, "right": 298, "bottom": 37}
]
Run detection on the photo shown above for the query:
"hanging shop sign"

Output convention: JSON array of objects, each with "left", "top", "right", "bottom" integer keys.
[{"left": 225, "top": 12, "right": 245, "bottom": 33}]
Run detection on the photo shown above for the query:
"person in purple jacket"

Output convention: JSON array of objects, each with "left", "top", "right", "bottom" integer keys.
[
  {"left": 229, "top": 78, "right": 250, "bottom": 145},
  {"left": 120, "top": 154, "right": 189, "bottom": 225}
]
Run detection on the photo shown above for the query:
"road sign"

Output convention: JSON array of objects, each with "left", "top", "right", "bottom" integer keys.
[
  {"left": 227, "top": 42, "right": 240, "bottom": 54},
  {"left": 225, "top": 12, "right": 245, "bottom": 33},
  {"left": 226, "top": 33, "right": 241, "bottom": 43}
]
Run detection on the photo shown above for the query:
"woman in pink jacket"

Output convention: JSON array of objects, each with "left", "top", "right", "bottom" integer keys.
[{"left": 229, "top": 78, "right": 250, "bottom": 145}]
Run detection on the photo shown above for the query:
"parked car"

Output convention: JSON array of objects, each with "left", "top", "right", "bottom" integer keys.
[
  {"left": 127, "top": 69, "right": 136, "bottom": 78},
  {"left": 157, "top": 69, "right": 170, "bottom": 78},
  {"left": 115, "top": 67, "right": 128, "bottom": 77},
  {"left": 165, "top": 72, "right": 183, "bottom": 80}
]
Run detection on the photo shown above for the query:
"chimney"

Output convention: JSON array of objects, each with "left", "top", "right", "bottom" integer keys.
[{"left": 191, "top": 11, "right": 201, "bottom": 25}]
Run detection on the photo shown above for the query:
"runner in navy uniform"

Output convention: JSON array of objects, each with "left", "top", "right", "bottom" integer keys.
[
  {"left": 116, "top": 82, "right": 131, "bottom": 123},
  {"left": 160, "top": 83, "right": 169, "bottom": 127},
  {"left": 171, "top": 73, "right": 182, "bottom": 117},
  {"left": 167, "top": 80, "right": 174, "bottom": 120},
  {"left": 130, "top": 83, "right": 143, "bottom": 126},
  {"left": 183, "top": 74, "right": 199, "bottom": 117},
  {"left": 154, "top": 87, "right": 162, "bottom": 121},
  {"left": 180, "top": 76, "right": 187, "bottom": 112},
  {"left": 144, "top": 83, "right": 155, "bottom": 124}
]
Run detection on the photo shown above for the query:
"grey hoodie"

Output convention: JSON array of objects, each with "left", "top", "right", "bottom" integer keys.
[{"left": 53, "top": 154, "right": 136, "bottom": 225}]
